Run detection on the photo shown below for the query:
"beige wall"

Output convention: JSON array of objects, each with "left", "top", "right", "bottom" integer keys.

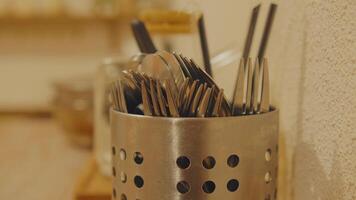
[
  {"left": 199, "top": 0, "right": 356, "bottom": 199},
  {"left": 291, "top": 0, "right": 356, "bottom": 199},
  {"left": 256, "top": 0, "right": 355, "bottom": 199}
]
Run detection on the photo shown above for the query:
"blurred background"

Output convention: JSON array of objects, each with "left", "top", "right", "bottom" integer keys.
[{"left": 0, "top": 0, "right": 355, "bottom": 200}]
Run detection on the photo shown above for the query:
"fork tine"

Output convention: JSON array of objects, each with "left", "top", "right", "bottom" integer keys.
[
  {"left": 189, "top": 83, "right": 204, "bottom": 116},
  {"left": 122, "top": 70, "right": 139, "bottom": 91},
  {"left": 165, "top": 80, "right": 180, "bottom": 117},
  {"left": 149, "top": 78, "right": 161, "bottom": 116},
  {"left": 173, "top": 52, "right": 191, "bottom": 78},
  {"left": 259, "top": 58, "right": 270, "bottom": 113},
  {"left": 232, "top": 58, "right": 246, "bottom": 115},
  {"left": 251, "top": 58, "right": 261, "bottom": 114},
  {"left": 178, "top": 78, "right": 190, "bottom": 110},
  {"left": 206, "top": 85, "right": 216, "bottom": 117},
  {"left": 245, "top": 58, "right": 253, "bottom": 114},
  {"left": 197, "top": 87, "right": 212, "bottom": 117},
  {"left": 180, "top": 79, "right": 192, "bottom": 116},
  {"left": 156, "top": 80, "right": 168, "bottom": 117},
  {"left": 141, "top": 81, "right": 153, "bottom": 116},
  {"left": 212, "top": 89, "right": 224, "bottom": 117},
  {"left": 183, "top": 80, "right": 199, "bottom": 116}
]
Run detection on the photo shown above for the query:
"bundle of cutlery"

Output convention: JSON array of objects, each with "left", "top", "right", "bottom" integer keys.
[
  {"left": 110, "top": 3, "right": 277, "bottom": 118},
  {"left": 110, "top": 51, "right": 270, "bottom": 117}
]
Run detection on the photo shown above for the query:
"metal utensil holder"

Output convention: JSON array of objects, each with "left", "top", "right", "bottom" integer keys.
[{"left": 111, "top": 109, "right": 279, "bottom": 200}]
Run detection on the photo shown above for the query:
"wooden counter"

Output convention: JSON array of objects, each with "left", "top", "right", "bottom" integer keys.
[{"left": 0, "top": 116, "right": 91, "bottom": 200}]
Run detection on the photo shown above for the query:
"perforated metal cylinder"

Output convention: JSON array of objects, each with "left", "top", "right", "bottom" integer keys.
[{"left": 111, "top": 109, "right": 279, "bottom": 200}]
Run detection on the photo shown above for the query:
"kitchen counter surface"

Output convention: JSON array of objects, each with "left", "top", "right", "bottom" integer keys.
[{"left": 0, "top": 116, "right": 91, "bottom": 200}]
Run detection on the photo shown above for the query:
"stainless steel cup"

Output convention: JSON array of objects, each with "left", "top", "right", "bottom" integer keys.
[{"left": 111, "top": 109, "right": 279, "bottom": 200}]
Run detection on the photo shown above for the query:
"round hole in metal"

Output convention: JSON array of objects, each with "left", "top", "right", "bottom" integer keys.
[
  {"left": 121, "top": 194, "right": 127, "bottom": 200},
  {"left": 202, "top": 156, "right": 216, "bottom": 169},
  {"left": 202, "top": 181, "right": 216, "bottom": 194},
  {"left": 120, "top": 172, "right": 127, "bottom": 183},
  {"left": 176, "top": 156, "right": 191, "bottom": 169},
  {"left": 120, "top": 149, "right": 126, "bottom": 160},
  {"left": 134, "top": 176, "right": 144, "bottom": 188},
  {"left": 134, "top": 152, "right": 144, "bottom": 165},
  {"left": 227, "top": 179, "right": 239, "bottom": 192},
  {"left": 112, "top": 188, "right": 116, "bottom": 198},
  {"left": 112, "top": 146, "right": 116, "bottom": 155},
  {"left": 177, "top": 181, "right": 190, "bottom": 194},
  {"left": 265, "top": 149, "right": 272, "bottom": 161},
  {"left": 112, "top": 167, "right": 116, "bottom": 177},
  {"left": 265, "top": 194, "right": 271, "bottom": 200},
  {"left": 227, "top": 154, "right": 240, "bottom": 168},
  {"left": 265, "top": 172, "right": 272, "bottom": 184}
]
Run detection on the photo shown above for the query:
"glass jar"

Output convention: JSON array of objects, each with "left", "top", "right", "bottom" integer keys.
[
  {"left": 94, "top": 56, "right": 138, "bottom": 176},
  {"left": 52, "top": 77, "right": 94, "bottom": 148}
]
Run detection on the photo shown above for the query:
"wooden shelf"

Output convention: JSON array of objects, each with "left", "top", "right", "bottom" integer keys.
[{"left": 0, "top": 15, "right": 124, "bottom": 24}]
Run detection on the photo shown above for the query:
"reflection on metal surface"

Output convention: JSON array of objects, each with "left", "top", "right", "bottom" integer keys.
[{"left": 111, "top": 109, "right": 278, "bottom": 200}]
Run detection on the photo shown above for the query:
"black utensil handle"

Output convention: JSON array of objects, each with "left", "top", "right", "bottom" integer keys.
[
  {"left": 242, "top": 4, "right": 261, "bottom": 61},
  {"left": 198, "top": 15, "right": 212, "bottom": 77},
  {"left": 131, "top": 20, "right": 157, "bottom": 53},
  {"left": 257, "top": 4, "right": 278, "bottom": 63}
]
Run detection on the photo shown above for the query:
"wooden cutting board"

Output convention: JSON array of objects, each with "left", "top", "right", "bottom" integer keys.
[{"left": 74, "top": 159, "right": 112, "bottom": 200}]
